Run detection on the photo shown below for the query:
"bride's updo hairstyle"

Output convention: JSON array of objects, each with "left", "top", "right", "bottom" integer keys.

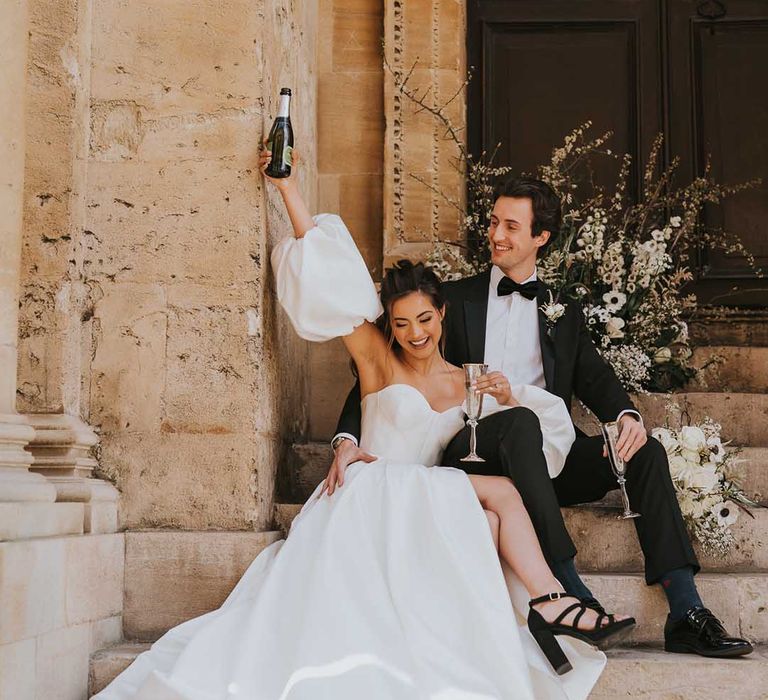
[{"left": 378, "top": 259, "right": 446, "bottom": 355}]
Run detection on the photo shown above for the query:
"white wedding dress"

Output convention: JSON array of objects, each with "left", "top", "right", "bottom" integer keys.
[{"left": 94, "top": 215, "right": 605, "bottom": 700}]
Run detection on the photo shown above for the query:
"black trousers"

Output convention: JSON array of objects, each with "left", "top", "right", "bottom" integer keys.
[{"left": 441, "top": 406, "right": 700, "bottom": 584}]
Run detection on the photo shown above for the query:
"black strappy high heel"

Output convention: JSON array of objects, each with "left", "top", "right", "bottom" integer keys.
[{"left": 527, "top": 592, "right": 637, "bottom": 675}]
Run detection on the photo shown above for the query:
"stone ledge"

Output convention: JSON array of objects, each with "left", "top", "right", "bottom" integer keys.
[
  {"left": 89, "top": 643, "right": 151, "bottom": 697},
  {"left": 123, "top": 530, "right": 282, "bottom": 640}
]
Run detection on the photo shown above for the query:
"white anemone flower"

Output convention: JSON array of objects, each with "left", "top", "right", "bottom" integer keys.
[
  {"left": 602, "top": 290, "right": 627, "bottom": 312},
  {"left": 713, "top": 500, "right": 739, "bottom": 527}
]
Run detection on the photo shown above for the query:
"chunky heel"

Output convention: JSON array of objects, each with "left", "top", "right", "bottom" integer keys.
[{"left": 529, "top": 609, "right": 573, "bottom": 675}]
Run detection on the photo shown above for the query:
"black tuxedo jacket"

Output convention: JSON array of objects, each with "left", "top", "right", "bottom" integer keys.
[{"left": 335, "top": 269, "right": 636, "bottom": 440}]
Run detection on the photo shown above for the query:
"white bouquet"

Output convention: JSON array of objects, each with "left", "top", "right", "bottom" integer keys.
[{"left": 653, "top": 411, "right": 762, "bottom": 556}]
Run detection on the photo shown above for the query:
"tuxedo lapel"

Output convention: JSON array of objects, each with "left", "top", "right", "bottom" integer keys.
[
  {"left": 462, "top": 270, "right": 491, "bottom": 364},
  {"left": 536, "top": 284, "right": 556, "bottom": 391}
]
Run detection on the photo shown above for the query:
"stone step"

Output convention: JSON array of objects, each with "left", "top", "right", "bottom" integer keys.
[
  {"left": 89, "top": 642, "right": 768, "bottom": 698},
  {"left": 123, "top": 530, "right": 281, "bottom": 641},
  {"left": 274, "top": 500, "right": 768, "bottom": 574},
  {"left": 286, "top": 443, "right": 768, "bottom": 505},
  {"left": 581, "top": 572, "right": 768, "bottom": 645},
  {"left": 572, "top": 392, "right": 768, "bottom": 448},
  {"left": 592, "top": 646, "right": 768, "bottom": 699},
  {"left": 89, "top": 642, "right": 151, "bottom": 696},
  {"left": 690, "top": 346, "right": 768, "bottom": 393}
]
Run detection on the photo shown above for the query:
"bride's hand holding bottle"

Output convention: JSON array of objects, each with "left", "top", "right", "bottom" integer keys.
[{"left": 259, "top": 141, "right": 314, "bottom": 239}]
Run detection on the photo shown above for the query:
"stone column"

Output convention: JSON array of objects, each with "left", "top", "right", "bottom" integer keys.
[{"left": 0, "top": 0, "right": 83, "bottom": 540}]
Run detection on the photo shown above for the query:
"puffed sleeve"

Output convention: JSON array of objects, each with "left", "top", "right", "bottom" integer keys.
[
  {"left": 481, "top": 386, "right": 575, "bottom": 478},
  {"left": 271, "top": 214, "right": 384, "bottom": 342}
]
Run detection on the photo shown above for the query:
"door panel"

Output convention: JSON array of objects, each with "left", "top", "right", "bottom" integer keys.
[
  {"left": 668, "top": 0, "right": 768, "bottom": 305},
  {"left": 468, "top": 0, "right": 768, "bottom": 306}
]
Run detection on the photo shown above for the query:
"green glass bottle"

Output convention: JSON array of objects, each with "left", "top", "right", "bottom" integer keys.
[{"left": 265, "top": 88, "right": 294, "bottom": 179}]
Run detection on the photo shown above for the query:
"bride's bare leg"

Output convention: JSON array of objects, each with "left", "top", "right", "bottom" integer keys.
[
  {"left": 469, "top": 474, "right": 628, "bottom": 629},
  {"left": 484, "top": 509, "right": 500, "bottom": 551}
]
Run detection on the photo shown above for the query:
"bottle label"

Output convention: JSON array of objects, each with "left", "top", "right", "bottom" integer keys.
[{"left": 283, "top": 145, "right": 293, "bottom": 167}]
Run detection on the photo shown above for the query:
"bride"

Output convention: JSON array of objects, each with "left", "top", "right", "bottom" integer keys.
[{"left": 93, "top": 150, "right": 633, "bottom": 700}]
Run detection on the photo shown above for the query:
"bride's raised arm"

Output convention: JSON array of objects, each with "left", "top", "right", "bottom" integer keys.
[{"left": 261, "top": 147, "right": 390, "bottom": 393}]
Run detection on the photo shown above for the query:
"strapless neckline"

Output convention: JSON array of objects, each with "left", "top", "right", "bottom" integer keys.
[{"left": 362, "top": 383, "right": 465, "bottom": 416}]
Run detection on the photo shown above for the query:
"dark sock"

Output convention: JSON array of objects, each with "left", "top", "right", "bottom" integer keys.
[
  {"left": 550, "top": 557, "right": 594, "bottom": 601},
  {"left": 660, "top": 566, "right": 704, "bottom": 621}
]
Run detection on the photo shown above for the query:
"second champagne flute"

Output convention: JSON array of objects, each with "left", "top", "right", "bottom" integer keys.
[{"left": 460, "top": 363, "right": 488, "bottom": 462}]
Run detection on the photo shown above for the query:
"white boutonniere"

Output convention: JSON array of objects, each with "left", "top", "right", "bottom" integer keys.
[{"left": 539, "top": 290, "right": 566, "bottom": 338}]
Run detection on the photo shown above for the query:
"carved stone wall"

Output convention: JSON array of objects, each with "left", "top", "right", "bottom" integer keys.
[
  {"left": 383, "top": 0, "right": 467, "bottom": 265},
  {"left": 16, "top": 0, "right": 317, "bottom": 530}
]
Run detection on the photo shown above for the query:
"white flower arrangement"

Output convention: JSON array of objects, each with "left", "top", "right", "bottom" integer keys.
[
  {"left": 385, "top": 62, "right": 761, "bottom": 394},
  {"left": 653, "top": 408, "right": 763, "bottom": 556}
]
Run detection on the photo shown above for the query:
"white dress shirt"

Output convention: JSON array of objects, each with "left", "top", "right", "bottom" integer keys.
[
  {"left": 485, "top": 266, "right": 546, "bottom": 388},
  {"left": 486, "top": 265, "right": 641, "bottom": 428}
]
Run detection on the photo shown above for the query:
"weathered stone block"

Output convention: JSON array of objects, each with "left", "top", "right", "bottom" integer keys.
[
  {"left": 162, "top": 301, "right": 259, "bottom": 435},
  {"left": 0, "top": 638, "right": 35, "bottom": 700},
  {"left": 84, "top": 160, "right": 259, "bottom": 287},
  {"left": 35, "top": 622, "right": 91, "bottom": 700},
  {"left": 89, "top": 615, "right": 123, "bottom": 654},
  {"left": 89, "top": 643, "right": 151, "bottom": 696},
  {"left": 123, "top": 530, "right": 281, "bottom": 640},
  {"left": 0, "top": 538, "right": 67, "bottom": 644},
  {"left": 90, "top": 0, "right": 263, "bottom": 114},
  {"left": 0, "top": 502, "right": 83, "bottom": 541},
  {"left": 332, "top": 6, "right": 384, "bottom": 72},
  {"left": 318, "top": 72, "right": 384, "bottom": 174},
  {"left": 89, "top": 282, "right": 167, "bottom": 435},
  {"left": 690, "top": 346, "right": 768, "bottom": 393},
  {"left": 86, "top": 501, "right": 119, "bottom": 535},
  {"left": 101, "top": 432, "right": 281, "bottom": 531},
  {"left": 65, "top": 534, "right": 124, "bottom": 626}
]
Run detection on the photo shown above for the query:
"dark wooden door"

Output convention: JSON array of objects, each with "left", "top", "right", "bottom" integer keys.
[{"left": 468, "top": 0, "right": 768, "bottom": 307}]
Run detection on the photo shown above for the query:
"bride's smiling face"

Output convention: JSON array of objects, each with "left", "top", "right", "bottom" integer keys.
[{"left": 389, "top": 292, "right": 445, "bottom": 359}]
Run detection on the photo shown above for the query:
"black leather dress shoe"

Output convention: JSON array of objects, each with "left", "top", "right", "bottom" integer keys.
[{"left": 664, "top": 606, "right": 753, "bottom": 658}]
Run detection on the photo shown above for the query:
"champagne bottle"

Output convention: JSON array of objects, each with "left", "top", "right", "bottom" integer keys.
[{"left": 265, "top": 88, "right": 293, "bottom": 179}]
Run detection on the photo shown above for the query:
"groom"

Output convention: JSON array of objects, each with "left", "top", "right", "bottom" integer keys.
[{"left": 330, "top": 177, "right": 752, "bottom": 658}]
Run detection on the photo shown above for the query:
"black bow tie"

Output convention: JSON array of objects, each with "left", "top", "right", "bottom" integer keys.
[{"left": 497, "top": 277, "right": 541, "bottom": 301}]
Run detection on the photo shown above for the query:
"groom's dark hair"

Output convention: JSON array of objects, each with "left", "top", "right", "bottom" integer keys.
[{"left": 493, "top": 177, "right": 561, "bottom": 256}]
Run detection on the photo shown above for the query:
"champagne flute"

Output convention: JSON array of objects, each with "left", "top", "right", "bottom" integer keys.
[
  {"left": 460, "top": 363, "right": 488, "bottom": 463},
  {"left": 601, "top": 421, "right": 641, "bottom": 519}
]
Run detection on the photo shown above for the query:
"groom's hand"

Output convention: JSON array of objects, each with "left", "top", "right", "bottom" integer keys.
[
  {"left": 610, "top": 414, "right": 647, "bottom": 462},
  {"left": 321, "top": 440, "right": 377, "bottom": 497}
]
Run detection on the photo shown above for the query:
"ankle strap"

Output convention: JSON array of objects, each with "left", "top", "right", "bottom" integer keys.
[{"left": 529, "top": 592, "right": 566, "bottom": 607}]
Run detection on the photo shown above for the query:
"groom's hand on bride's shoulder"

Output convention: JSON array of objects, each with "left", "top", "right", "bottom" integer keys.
[
  {"left": 611, "top": 414, "right": 647, "bottom": 462},
  {"left": 321, "top": 440, "right": 377, "bottom": 497}
]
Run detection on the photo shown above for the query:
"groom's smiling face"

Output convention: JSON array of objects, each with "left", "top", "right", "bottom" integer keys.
[{"left": 488, "top": 197, "right": 550, "bottom": 277}]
